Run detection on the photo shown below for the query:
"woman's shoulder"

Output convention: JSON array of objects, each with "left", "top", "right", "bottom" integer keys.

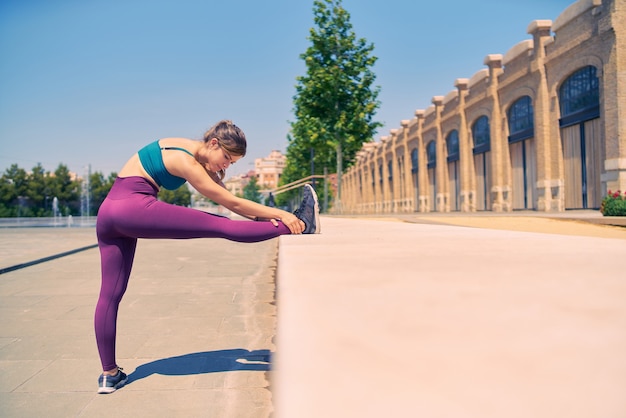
[{"left": 158, "top": 137, "right": 199, "bottom": 148}]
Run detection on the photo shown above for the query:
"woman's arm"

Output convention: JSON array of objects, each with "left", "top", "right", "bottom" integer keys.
[
  {"left": 169, "top": 154, "right": 304, "bottom": 233},
  {"left": 207, "top": 170, "right": 226, "bottom": 188},
  {"left": 203, "top": 181, "right": 304, "bottom": 233}
]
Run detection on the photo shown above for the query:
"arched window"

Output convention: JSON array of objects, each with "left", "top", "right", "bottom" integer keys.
[
  {"left": 387, "top": 160, "right": 393, "bottom": 181},
  {"left": 411, "top": 148, "right": 418, "bottom": 174},
  {"left": 358, "top": 172, "right": 362, "bottom": 192},
  {"left": 446, "top": 130, "right": 461, "bottom": 211},
  {"left": 473, "top": 116, "right": 491, "bottom": 210},
  {"left": 427, "top": 141, "right": 436, "bottom": 169},
  {"left": 559, "top": 66, "right": 600, "bottom": 127},
  {"left": 472, "top": 116, "right": 490, "bottom": 154},
  {"left": 446, "top": 130, "right": 460, "bottom": 162},
  {"left": 378, "top": 164, "right": 383, "bottom": 185},
  {"left": 559, "top": 65, "right": 602, "bottom": 209},
  {"left": 508, "top": 96, "right": 534, "bottom": 143},
  {"left": 508, "top": 96, "right": 537, "bottom": 210}
]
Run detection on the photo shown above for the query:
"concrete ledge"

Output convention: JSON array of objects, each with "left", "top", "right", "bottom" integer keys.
[{"left": 273, "top": 216, "right": 626, "bottom": 417}]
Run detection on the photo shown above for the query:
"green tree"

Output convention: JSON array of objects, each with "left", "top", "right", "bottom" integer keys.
[
  {"left": 284, "top": 0, "right": 381, "bottom": 209},
  {"left": 48, "top": 164, "right": 81, "bottom": 216},
  {"left": 0, "top": 163, "right": 104, "bottom": 217},
  {"left": 27, "top": 164, "right": 47, "bottom": 216},
  {"left": 243, "top": 176, "right": 262, "bottom": 203},
  {"left": 0, "top": 164, "right": 29, "bottom": 217},
  {"left": 89, "top": 171, "right": 117, "bottom": 214},
  {"left": 158, "top": 185, "right": 192, "bottom": 206}
]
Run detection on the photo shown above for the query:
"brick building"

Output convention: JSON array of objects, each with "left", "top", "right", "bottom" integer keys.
[{"left": 341, "top": 0, "right": 625, "bottom": 214}]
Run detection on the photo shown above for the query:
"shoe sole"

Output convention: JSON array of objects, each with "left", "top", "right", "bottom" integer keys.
[
  {"left": 97, "top": 376, "right": 128, "bottom": 394},
  {"left": 305, "top": 184, "right": 321, "bottom": 234}
]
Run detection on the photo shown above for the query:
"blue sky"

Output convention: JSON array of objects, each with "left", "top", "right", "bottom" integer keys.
[{"left": 0, "top": 0, "right": 574, "bottom": 178}]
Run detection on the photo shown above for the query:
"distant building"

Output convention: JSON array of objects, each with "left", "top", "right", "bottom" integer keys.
[
  {"left": 254, "top": 150, "right": 286, "bottom": 190},
  {"left": 224, "top": 170, "right": 255, "bottom": 196},
  {"left": 223, "top": 150, "right": 286, "bottom": 204}
]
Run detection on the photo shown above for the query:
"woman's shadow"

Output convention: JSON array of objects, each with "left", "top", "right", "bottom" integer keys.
[{"left": 126, "top": 348, "right": 271, "bottom": 385}]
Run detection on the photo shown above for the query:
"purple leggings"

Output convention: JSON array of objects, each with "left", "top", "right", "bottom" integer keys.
[{"left": 95, "top": 176, "right": 290, "bottom": 371}]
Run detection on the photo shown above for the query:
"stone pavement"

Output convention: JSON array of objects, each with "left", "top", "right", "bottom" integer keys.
[
  {"left": 1, "top": 213, "right": 626, "bottom": 418},
  {"left": 0, "top": 227, "right": 277, "bottom": 418}
]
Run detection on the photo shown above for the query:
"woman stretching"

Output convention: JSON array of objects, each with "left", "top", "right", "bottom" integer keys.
[{"left": 95, "top": 120, "right": 319, "bottom": 393}]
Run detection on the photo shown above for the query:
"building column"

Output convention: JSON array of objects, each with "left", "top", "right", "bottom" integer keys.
[
  {"left": 379, "top": 137, "right": 390, "bottom": 213},
  {"left": 600, "top": 6, "right": 626, "bottom": 194},
  {"left": 529, "top": 20, "right": 562, "bottom": 211},
  {"left": 346, "top": 166, "right": 356, "bottom": 213},
  {"left": 455, "top": 78, "right": 475, "bottom": 212},
  {"left": 365, "top": 144, "right": 377, "bottom": 213},
  {"left": 432, "top": 96, "right": 448, "bottom": 212},
  {"left": 368, "top": 154, "right": 375, "bottom": 213},
  {"left": 375, "top": 144, "right": 384, "bottom": 214},
  {"left": 357, "top": 153, "right": 367, "bottom": 213},
  {"left": 389, "top": 129, "right": 400, "bottom": 213},
  {"left": 414, "top": 110, "right": 429, "bottom": 212},
  {"left": 400, "top": 120, "right": 412, "bottom": 212},
  {"left": 343, "top": 167, "right": 352, "bottom": 213},
  {"left": 484, "top": 54, "right": 510, "bottom": 212}
]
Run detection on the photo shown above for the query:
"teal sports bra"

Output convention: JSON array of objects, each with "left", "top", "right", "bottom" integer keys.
[{"left": 137, "top": 141, "right": 194, "bottom": 190}]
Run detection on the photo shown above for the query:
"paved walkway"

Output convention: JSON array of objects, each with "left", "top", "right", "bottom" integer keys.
[
  {"left": 0, "top": 228, "right": 277, "bottom": 418},
  {"left": 1, "top": 212, "right": 625, "bottom": 417}
]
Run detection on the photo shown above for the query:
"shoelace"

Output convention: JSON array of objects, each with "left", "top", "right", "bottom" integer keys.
[
  {"left": 295, "top": 188, "right": 311, "bottom": 215},
  {"left": 106, "top": 367, "right": 124, "bottom": 381}
]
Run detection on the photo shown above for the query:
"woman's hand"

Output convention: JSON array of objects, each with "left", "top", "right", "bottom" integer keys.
[
  {"left": 279, "top": 212, "right": 305, "bottom": 234},
  {"left": 255, "top": 214, "right": 304, "bottom": 233}
]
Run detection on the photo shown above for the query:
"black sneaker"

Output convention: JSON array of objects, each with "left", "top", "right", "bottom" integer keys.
[
  {"left": 98, "top": 368, "right": 128, "bottom": 394},
  {"left": 293, "top": 184, "right": 320, "bottom": 234}
]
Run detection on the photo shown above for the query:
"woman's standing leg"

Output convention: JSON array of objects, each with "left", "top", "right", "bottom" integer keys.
[{"left": 94, "top": 235, "right": 137, "bottom": 371}]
